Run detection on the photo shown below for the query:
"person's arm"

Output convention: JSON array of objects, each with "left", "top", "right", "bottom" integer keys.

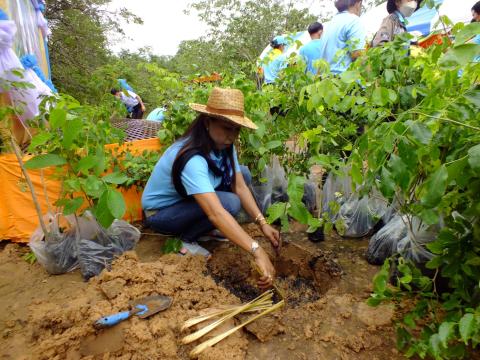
[
  {"left": 193, "top": 192, "right": 275, "bottom": 289},
  {"left": 136, "top": 95, "right": 146, "bottom": 112},
  {"left": 233, "top": 171, "right": 280, "bottom": 250},
  {"left": 372, "top": 17, "right": 394, "bottom": 48},
  {"left": 349, "top": 18, "right": 367, "bottom": 61}
]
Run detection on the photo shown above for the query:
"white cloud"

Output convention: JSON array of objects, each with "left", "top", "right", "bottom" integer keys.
[{"left": 107, "top": 0, "right": 208, "bottom": 56}]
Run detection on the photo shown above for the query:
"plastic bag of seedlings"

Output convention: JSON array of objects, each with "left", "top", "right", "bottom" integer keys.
[
  {"left": 320, "top": 169, "right": 352, "bottom": 221},
  {"left": 397, "top": 217, "right": 442, "bottom": 265},
  {"left": 366, "top": 215, "right": 408, "bottom": 265},
  {"left": 29, "top": 213, "right": 80, "bottom": 275},
  {"left": 77, "top": 212, "right": 141, "bottom": 281},
  {"left": 336, "top": 193, "right": 388, "bottom": 238},
  {"left": 252, "top": 156, "right": 288, "bottom": 214}
]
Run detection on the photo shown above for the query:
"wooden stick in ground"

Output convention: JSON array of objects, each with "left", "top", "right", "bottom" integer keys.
[
  {"left": 190, "top": 299, "right": 285, "bottom": 358},
  {"left": 10, "top": 136, "right": 49, "bottom": 236}
]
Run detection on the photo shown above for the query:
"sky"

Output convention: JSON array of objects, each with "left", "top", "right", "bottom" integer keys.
[
  {"left": 107, "top": 1, "right": 334, "bottom": 57},
  {"left": 107, "top": 0, "right": 209, "bottom": 56}
]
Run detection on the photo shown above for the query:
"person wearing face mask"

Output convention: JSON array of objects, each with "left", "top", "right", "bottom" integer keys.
[
  {"left": 142, "top": 87, "right": 280, "bottom": 290},
  {"left": 314, "top": 0, "right": 367, "bottom": 75},
  {"left": 372, "top": 0, "right": 422, "bottom": 47}
]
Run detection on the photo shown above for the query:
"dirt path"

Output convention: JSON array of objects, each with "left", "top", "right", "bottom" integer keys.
[{"left": 0, "top": 226, "right": 402, "bottom": 360}]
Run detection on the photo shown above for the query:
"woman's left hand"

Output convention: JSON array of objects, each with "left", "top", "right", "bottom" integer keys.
[{"left": 261, "top": 224, "right": 281, "bottom": 252}]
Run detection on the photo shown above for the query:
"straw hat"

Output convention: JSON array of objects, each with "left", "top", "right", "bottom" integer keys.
[{"left": 189, "top": 88, "right": 258, "bottom": 130}]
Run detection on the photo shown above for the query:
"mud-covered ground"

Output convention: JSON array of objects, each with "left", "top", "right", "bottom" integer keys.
[{"left": 0, "top": 224, "right": 403, "bottom": 360}]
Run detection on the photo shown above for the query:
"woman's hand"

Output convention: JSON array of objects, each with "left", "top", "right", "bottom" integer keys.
[
  {"left": 261, "top": 224, "right": 281, "bottom": 252},
  {"left": 254, "top": 247, "right": 276, "bottom": 289}
]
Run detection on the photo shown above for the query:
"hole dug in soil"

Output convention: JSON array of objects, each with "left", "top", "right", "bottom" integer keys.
[{"left": 207, "top": 241, "right": 342, "bottom": 308}]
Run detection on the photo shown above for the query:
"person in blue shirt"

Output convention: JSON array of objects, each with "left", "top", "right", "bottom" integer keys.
[
  {"left": 142, "top": 88, "right": 280, "bottom": 289},
  {"left": 315, "top": 0, "right": 367, "bottom": 75},
  {"left": 299, "top": 22, "right": 324, "bottom": 75},
  {"left": 262, "top": 36, "right": 289, "bottom": 84}
]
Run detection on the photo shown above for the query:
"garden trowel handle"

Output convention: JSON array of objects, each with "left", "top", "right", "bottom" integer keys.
[
  {"left": 94, "top": 305, "right": 146, "bottom": 329},
  {"left": 94, "top": 311, "right": 133, "bottom": 328}
]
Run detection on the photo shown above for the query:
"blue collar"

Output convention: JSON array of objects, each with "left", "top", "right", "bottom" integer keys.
[{"left": 395, "top": 11, "right": 407, "bottom": 24}]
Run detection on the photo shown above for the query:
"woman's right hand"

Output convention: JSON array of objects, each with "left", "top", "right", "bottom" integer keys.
[{"left": 254, "top": 247, "right": 276, "bottom": 290}]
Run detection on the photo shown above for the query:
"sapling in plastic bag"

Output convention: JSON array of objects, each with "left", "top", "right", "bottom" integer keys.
[
  {"left": 77, "top": 212, "right": 141, "bottom": 280},
  {"left": 336, "top": 193, "right": 389, "bottom": 238},
  {"left": 29, "top": 213, "right": 80, "bottom": 275},
  {"left": 396, "top": 217, "right": 442, "bottom": 265},
  {"left": 366, "top": 215, "right": 408, "bottom": 265}
]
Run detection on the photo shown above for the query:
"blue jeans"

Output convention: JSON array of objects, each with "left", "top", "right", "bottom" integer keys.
[{"left": 146, "top": 166, "right": 251, "bottom": 242}]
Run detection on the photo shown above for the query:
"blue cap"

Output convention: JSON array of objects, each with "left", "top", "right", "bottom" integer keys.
[
  {"left": 0, "top": 9, "right": 9, "bottom": 21},
  {"left": 272, "top": 35, "right": 288, "bottom": 46}
]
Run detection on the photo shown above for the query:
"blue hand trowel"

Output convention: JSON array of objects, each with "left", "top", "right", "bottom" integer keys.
[{"left": 94, "top": 295, "right": 172, "bottom": 329}]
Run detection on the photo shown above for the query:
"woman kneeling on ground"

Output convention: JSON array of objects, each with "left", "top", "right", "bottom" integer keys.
[{"left": 142, "top": 87, "right": 280, "bottom": 289}]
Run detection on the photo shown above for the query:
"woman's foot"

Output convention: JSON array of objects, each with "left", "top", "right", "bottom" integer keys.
[
  {"left": 197, "top": 229, "right": 229, "bottom": 242},
  {"left": 179, "top": 242, "right": 212, "bottom": 260}
]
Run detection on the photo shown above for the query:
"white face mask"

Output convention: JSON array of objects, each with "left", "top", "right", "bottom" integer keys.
[{"left": 399, "top": 1, "right": 417, "bottom": 18}]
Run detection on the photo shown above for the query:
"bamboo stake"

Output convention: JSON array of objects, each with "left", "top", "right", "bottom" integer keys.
[
  {"left": 190, "top": 300, "right": 285, "bottom": 358},
  {"left": 181, "top": 301, "right": 273, "bottom": 331},
  {"left": 10, "top": 136, "right": 49, "bottom": 236},
  {"left": 181, "top": 291, "right": 273, "bottom": 345}
]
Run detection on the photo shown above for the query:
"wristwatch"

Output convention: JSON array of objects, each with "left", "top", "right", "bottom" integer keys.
[{"left": 250, "top": 241, "right": 259, "bottom": 255}]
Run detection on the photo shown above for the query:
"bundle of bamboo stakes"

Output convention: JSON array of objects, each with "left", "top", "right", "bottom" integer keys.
[{"left": 181, "top": 289, "right": 285, "bottom": 358}]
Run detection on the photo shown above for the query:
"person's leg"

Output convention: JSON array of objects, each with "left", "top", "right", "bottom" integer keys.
[
  {"left": 132, "top": 104, "right": 143, "bottom": 119},
  {"left": 145, "top": 192, "right": 241, "bottom": 242}
]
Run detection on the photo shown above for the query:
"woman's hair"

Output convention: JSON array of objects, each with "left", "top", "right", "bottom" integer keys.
[
  {"left": 473, "top": 1, "right": 480, "bottom": 14},
  {"left": 171, "top": 114, "right": 236, "bottom": 196},
  {"left": 335, "top": 0, "right": 362, "bottom": 12},
  {"left": 387, "top": 0, "right": 423, "bottom": 14},
  {"left": 110, "top": 88, "right": 120, "bottom": 95}
]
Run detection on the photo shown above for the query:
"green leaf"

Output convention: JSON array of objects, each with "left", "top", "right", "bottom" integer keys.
[
  {"left": 103, "top": 172, "right": 129, "bottom": 185},
  {"left": 287, "top": 175, "right": 305, "bottom": 202},
  {"left": 372, "top": 87, "right": 392, "bottom": 106},
  {"left": 265, "top": 140, "right": 282, "bottom": 150},
  {"left": 95, "top": 190, "right": 115, "bottom": 228},
  {"left": 62, "top": 197, "right": 84, "bottom": 215},
  {"left": 62, "top": 118, "right": 83, "bottom": 150},
  {"left": 389, "top": 155, "right": 410, "bottom": 191},
  {"left": 266, "top": 202, "right": 287, "bottom": 223},
  {"left": 84, "top": 175, "right": 105, "bottom": 198},
  {"left": 162, "top": 238, "right": 183, "bottom": 254},
  {"left": 459, "top": 313, "right": 476, "bottom": 344},
  {"left": 379, "top": 166, "right": 396, "bottom": 198},
  {"left": 288, "top": 203, "right": 310, "bottom": 224},
  {"left": 24, "top": 154, "right": 67, "bottom": 169},
  {"left": 407, "top": 121, "right": 432, "bottom": 145},
  {"left": 76, "top": 155, "right": 97, "bottom": 175},
  {"left": 439, "top": 44, "right": 480, "bottom": 69},
  {"left": 464, "top": 90, "right": 480, "bottom": 108},
  {"left": 429, "top": 334, "right": 442, "bottom": 358},
  {"left": 438, "top": 322, "right": 455, "bottom": 347},
  {"left": 106, "top": 189, "right": 126, "bottom": 220},
  {"left": 29, "top": 133, "right": 53, "bottom": 150},
  {"left": 49, "top": 108, "right": 67, "bottom": 129},
  {"left": 420, "top": 165, "right": 448, "bottom": 208},
  {"left": 468, "top": 144, "right": 480, "bottom": 171},
  {"left": 454, "top": 22, "right": 480, "bottom": 46}
]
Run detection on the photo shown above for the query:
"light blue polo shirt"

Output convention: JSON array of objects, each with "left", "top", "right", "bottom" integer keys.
[
  {"left": 316, "top": 11, "right": 366, "bottom": 74},
  {"left": 299, "top": 39, "right": 323, "bottom": 74},
  {"left": 142, "top": 139, "right": 241, "bottom": 210},
  {"left": 263, "top": 52, "right": 288, "bottom": 84},
  {"left": 474, "top": 35, "right": 480, "bottom": 63}
]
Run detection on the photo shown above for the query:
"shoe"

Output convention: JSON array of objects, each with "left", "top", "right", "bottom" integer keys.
[{"left": 179, "top": 242, "right": 211, "bottom": 259}]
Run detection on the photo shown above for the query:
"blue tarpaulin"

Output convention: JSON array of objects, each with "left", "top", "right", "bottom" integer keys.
[{"left": 406, "top": 0, "right": 444, "bottom": 36}]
